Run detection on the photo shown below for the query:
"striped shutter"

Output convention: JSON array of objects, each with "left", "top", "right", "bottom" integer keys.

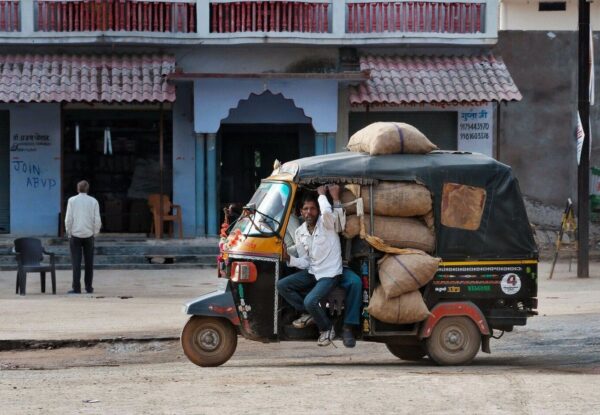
[{"left": 0, "top": 111, "right": 9, "bottom": 233}]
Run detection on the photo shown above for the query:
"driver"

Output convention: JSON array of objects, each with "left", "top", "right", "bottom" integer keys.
[{"left": 278, "top": 185, "right": 361, "bottom": 347}]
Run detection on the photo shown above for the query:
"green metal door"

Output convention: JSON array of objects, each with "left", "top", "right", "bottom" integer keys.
[{"left": 0, "top": 111, "right": 9, "bottom": 233}]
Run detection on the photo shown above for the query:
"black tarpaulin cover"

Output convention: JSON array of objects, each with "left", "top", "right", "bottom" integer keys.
[{"left": 282, "top": 151, "right": 538, "bottom": 260}]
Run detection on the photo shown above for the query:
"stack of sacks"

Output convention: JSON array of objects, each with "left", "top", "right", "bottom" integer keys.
[
  {"left": 341, "top": 181, "right": 435, "bottom": 253},
  {"left": 346, "top": 122, "right": 438, "bottom": 156},
  {"left": 367, "top": 252, "right": 440, "bottom": 324}
]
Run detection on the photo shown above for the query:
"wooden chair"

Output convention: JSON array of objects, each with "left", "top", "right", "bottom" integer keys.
[{"left": 148, "top": 194, "right": 183, "bottom": 239}]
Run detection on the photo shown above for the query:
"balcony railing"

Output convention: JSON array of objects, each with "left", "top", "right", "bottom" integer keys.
[
  {"left": 35, "top": 0, "right": 196, "bottom": 33},
  {"left": 0, "top": 0, "right": 20, "bottom": 31},
  {"left": 209, "top": 1, "right": 331, "bottom": 34},
  {"left": 2, "top": 0, "right": 498, "bottom": 43},
  {"left": 346, "top": 1, "right": 485, "bottom": 34}
]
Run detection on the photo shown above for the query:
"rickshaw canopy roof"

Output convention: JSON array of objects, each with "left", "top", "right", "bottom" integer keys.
[{"left": 280, "top": 151, "right": 537, "bottom": 260}]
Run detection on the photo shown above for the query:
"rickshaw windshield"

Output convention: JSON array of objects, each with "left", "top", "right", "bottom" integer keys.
[{"left": 231, "top": 181, "right": 291, "bottom": 236}]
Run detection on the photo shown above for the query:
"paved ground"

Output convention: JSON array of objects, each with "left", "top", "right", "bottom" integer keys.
[{"left": 0, "top": 261, "right": 599, "bottom": 414}]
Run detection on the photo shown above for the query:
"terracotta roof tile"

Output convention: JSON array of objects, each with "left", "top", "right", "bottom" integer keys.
[
  {"left": 0, "top": 54, "right": 176, "bottom": 103},
  {"left": 350, "top": 54, "right": 522, "bottom": 106}
]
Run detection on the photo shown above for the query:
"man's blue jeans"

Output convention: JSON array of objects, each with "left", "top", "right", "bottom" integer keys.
[
  {"left": 340, "top": 267, "right": 362, "bottom": 327},
  {"left": 277, "top": 270, "right": 339, "bottom": 332},
  {"left": 277, "top": 267, "right": 362, "bottom": 331}
]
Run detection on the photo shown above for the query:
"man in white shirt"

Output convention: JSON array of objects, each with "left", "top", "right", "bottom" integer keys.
[
  {"left": 65, "top": 180, "right": 101, "bottom": 294},
  {"left": 278, "top": 185, "right": 343, "bottom": 346}
]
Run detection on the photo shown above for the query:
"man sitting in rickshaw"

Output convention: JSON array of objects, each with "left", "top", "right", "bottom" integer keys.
[{"left": 279, "top": 184, "right": 362, "bottom": 348}]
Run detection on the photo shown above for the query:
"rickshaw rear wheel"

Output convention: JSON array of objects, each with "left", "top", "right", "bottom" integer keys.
[
  {"left": 386, "top": 344, "right": 427, "bottom": 361},
  {"left": 426, "top": 316, "right": 481, "bottom": 366},
  {"left": 181, "top": 316, "right": 238, "bottom": 367}
]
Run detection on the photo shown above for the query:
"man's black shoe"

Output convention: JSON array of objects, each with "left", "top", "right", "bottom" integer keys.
[
  {"left": 67, "top": 290, "right": 81, "bottom": 294},
  {"left": 342, "top": 326, "right": 356, "bottom": 348},
  {"left": 86, "top": 288, "right": 94, "bottom": 294}
]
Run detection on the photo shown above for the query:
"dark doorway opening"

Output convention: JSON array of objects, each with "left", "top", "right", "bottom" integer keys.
[
  {"left": 0, "top": 110, "right": 9, "bottom": 233},
  {"left": 62, "top": 109, "right": 173, "bottom": 234},
  {"left": 219, "top": 124, "right": 312, "bottom": 221}
]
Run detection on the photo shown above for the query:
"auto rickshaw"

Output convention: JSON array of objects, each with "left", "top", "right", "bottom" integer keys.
[{"left": 181, "top": 151, "right": 538, "bottom": 366}]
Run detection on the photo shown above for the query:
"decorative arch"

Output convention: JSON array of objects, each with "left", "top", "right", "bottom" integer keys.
[
  {"left": 221, "top": 90, "right": 313, "bottom": 126},
  {"left": 193, "top": 78, "right": 338, "bottom": 133}
]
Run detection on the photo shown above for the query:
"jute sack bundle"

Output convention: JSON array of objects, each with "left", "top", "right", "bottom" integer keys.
[
  {"left": 341, "top": 181, "right": 432, "bottom": 217},
  {"left": 367, "top": 286, "right": 431, "bottom": 324},
  {"left": 347, "top": 122, "right": 438, "bottom": 155},
  {"left": 378, "top": 253, "right": 441, "bottom": 299},
  {"left": 343, "top": 215, "right": 435, "bottom": 253}
]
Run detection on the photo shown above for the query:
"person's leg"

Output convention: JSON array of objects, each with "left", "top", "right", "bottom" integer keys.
[
  {"left": 82, "top": 237, "right": 95, "bottom": 293},
  {"left": 303, "top": 276, "right": 339, "bottom": 332},
  {"left": 276, "top": 269, "right": 313, "bottom": 313},
  {"left": 340, "top": 267, "right": 362, "bottom": 326},
  {"left": 70, "top": 237, "right": 82, "bottom": 293},
  {"left": 339, "top": 267, "right": 362, "bottom": 348}
]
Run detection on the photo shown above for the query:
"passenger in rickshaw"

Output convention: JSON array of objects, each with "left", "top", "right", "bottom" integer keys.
[{"left": 278, "top": 184, "right": 362, "bottom": 348}]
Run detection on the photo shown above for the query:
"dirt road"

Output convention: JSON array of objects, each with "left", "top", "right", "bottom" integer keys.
[{"left": 1, "top": 262, "right": 600, "bottom": 414}]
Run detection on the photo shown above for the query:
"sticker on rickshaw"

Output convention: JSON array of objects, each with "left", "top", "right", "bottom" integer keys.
[{"left": 500, "top": 273, "right": 522, "bottom": 295}]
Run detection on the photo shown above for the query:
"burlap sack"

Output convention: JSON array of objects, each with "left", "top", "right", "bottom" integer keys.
[
  {"left": 378, "top": 253, "right": 441, "bottom": 299},
  {"left": 341, "top": 181, "right": 432, "bottom": 217},
  {"left": 343, "top": 215, "right": 435, "bottom": 253},
  {"left": 422, "top": 210, "right": 435, "bottom": 231},
  {"left": 367, "top": 286, "right": 431, "bottom": 324},
  {"left": 347, "top": 122, "right": 438, "bottom": 155}
]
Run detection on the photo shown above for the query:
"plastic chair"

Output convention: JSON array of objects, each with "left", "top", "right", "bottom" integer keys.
[
  {"left": 14, "top": 237, "right": 56, "bottom": 296},
  {"left": 148, "top": 194, "right": 183, "bottom": 239}
]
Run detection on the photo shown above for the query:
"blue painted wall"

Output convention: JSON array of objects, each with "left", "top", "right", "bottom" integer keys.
[
  {"left": 172, "top": 85, "right": 197, "bottom": 237},
  {"left": 193, "top": 79, "right": 338, "bottom": 133},
  {"left": 3, "top": 104, "right": 61, "bottom": 236}
]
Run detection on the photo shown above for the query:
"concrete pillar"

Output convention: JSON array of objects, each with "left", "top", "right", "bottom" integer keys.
[
  {"left": 206, "top": 133, "right": 218, "bottom": 235},
  {"left": 21, "top": 0, "right": 34, "bottom": 34},
  {"left": 195, "top": 133, "right": 206, "bottom": 236},
  {"left": 331, "top": 0, "right": 346, "bottom": 36},
  {"left": 197, "top": 0, "right": 210, "bottom": 36},
  {"left": 486, "top": 0, "right": 499, "bottom": 37},
  {"left": 337, "top": 85, "right": 350, "bottom": 152}
]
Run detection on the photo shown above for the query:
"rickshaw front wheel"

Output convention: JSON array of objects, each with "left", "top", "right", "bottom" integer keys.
[
  {"left": 181, "top": 316, "right": 238, "bottom": 367},
  {"left": 426, "top": 316, "right": 481, "bottom": 366},
  {"left": 386, "top": 344, "right": 427, "bottom": 361}
]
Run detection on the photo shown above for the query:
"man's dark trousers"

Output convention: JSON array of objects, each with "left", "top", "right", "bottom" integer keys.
[{"left": 70, "top": 236, "right": 95, "bottom": 292}]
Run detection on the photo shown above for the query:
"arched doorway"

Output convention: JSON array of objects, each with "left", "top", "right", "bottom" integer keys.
[{"left": 218, "top": 91, "right": 314, "bottom": 220}]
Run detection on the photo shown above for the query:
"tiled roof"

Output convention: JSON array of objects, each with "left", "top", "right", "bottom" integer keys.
[
  {"left": 0, "top": 54, "right": 176, "bottom": 103},
  {"left": 349, "top": 54, "right": 522, "bottom": 106}
]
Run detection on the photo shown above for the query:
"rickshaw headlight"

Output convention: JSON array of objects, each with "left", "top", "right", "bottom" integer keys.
[{"left": 230, "top": 262, "right": 258, "bottom": 283}]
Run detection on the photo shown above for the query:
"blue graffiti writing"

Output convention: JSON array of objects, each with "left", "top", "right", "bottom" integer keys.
[
  {"left": 12, "top": 160, "right": 41, "bottom": 175},
  {"left": 11, "top": 161, "right": 56, "bottom": 190},
  {"left": 26, "top": 176, "right": 56, "bottom": 190}
]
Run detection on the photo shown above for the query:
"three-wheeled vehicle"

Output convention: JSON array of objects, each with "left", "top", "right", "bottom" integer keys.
[{"left": 181, "top": 151, "right": 538, "bottom": 366}]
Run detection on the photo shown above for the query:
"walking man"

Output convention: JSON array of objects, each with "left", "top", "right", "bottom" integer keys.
[{"left": 65, "top": 180, "right": 101, "bottom": 294}]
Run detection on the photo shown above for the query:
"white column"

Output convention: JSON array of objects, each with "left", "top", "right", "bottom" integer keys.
[
  {"left": 197, "top": 0, "right": 211, "bottom": 36},
  {"left": 21, "top": 0, "right": 35, "bottom": 34},
  {"left": 486, "top": 0, "right": 499, "bottom": 38},
  {"left": 331, "top": 0, "right": 346, "bottom": 36}
]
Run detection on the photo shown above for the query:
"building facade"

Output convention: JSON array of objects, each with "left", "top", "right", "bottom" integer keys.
[
  {"left": 0, "top": 0, "right": 521, "bottom": 236},
  {"left": 494, "top": 0, "right": 600, "bottom": 213}
]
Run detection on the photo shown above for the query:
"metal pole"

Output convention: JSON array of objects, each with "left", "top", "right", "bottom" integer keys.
[
  {"left": 577, "top": 0, "right": 590, "bottom": 278},
  {"left": 159, "top": 104, "right": 164, "bottom": 239}
]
